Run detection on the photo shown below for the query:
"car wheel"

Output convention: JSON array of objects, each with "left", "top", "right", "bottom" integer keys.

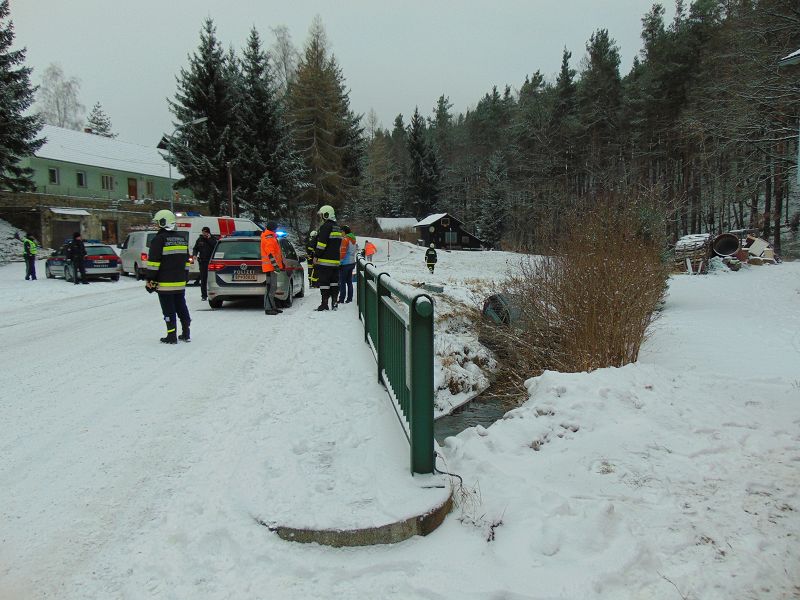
[
  {"left": 46, "top": 265, "right": 54, "bottom": 279},
  {"left": 209, "top": 297, "right": 223, "bottom": 309},
  {"left": 134, "top": 263, "right": 143, "bottom": 280},
  {"left": 111, "top": 274, "right": 120, "bottom": 282},
  {"left": 295, "top": 276, "right": 304, "bottom": 298}
]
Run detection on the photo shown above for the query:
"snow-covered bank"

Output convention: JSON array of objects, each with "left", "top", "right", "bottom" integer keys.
[{"left": 0, "top": 245, "right": 797, "bottom": 599}]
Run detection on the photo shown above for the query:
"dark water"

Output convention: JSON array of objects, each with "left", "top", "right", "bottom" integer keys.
[{"left": 434, "top": 393, "right": 517, "bottom": 444}]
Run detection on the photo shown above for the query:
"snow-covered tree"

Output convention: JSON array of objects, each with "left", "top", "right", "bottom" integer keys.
[
  {"left": 85, "top": 102, "right": 116, "bottom": 137},
  {"left": 0, "top": 0, "right": 44, "bottom": 191},
  {"left": 37, "top": 63, "right": 84, "bottom": 130},
  {"left": 236, "top": 27, "right": 306, "bottom": 222},
  {"left": 168, "top": 18, "right": 237, "bottom": 216}
]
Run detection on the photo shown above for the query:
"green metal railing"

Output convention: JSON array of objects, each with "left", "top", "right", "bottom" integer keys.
[{"left": 356, "top": 257, "right": 434, "bottom": 474}]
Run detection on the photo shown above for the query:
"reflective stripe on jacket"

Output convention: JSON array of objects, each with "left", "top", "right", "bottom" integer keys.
[
  {"left": 144, "top": 228, "right": 189, "bottom": 294},
  {"left": 315, "top": 219, "right": 342, "bottom": 266},
  {"left": 260, "top": 230, "right": 284, "bottom": 273}
]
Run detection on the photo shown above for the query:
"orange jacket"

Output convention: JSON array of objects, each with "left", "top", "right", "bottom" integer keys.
[
  {"left": 260, "top": 229, "right": 284, "bottom": 273},
  {"left": 364, "top": 241, "right": 377, "bottom": 256}
]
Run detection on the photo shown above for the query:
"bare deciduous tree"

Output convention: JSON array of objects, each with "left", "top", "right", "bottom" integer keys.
[
  {"left": 37, "top": 63, "right": 84, "bottom": 130},
  {"left": 268, "top": 25, "right": 300, "bottom": 97}
]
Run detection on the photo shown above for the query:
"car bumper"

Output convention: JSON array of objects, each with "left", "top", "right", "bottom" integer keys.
[{"left": 207, "top": 272, "right": 289, "bottom": 300}]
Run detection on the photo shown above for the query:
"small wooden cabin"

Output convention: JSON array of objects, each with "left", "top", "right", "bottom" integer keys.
[{"left": 414, "top": 213, "right": 486, "bottom": 250}]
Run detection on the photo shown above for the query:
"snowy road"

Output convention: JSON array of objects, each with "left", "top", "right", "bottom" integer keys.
[{"left": 0, "top": 269, "right": 445, "bottom": 598}]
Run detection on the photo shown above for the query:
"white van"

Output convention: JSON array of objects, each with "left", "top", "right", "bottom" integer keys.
[{"left": 118, "top": 215, "right": 260, "bottom": 281}]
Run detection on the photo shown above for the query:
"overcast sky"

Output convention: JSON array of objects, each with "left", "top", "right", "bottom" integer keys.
[{"left": 12, "top": 0, "right": 672, "bottom": 147}]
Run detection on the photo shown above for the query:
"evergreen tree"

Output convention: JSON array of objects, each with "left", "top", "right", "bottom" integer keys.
[
  {"left": 407, "top": 107, "right": 440, "bottom": 218},
  {"left": 475, "top": 151, "right": 509, "bottom": 247},
  {"left": 0, "top": 0, "right": 43, "bottom": 191},
  {"left": 236, "top": 27, "right": 306, "bottom": 222},
  {"left": 85, "top": 102, "right": 116, "bottom": 137},
  {"left": 577, "top": 29, "right": 623, "bottom": 192},
  {"left": 168, "top": 18, "right": 238, "bottom": 216},
  {"left": 287, "top": 17, "right": 363, "bottom": 221}
]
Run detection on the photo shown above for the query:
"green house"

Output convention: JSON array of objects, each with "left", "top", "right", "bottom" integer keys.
[{"left": 17, "top": 124, "right": 194, "bottom": 203}]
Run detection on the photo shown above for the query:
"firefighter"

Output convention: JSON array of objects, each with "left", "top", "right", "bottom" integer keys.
[
  {"left": 260, "top": 221, "right": 284, "bottom": 316},
  {"left": 314, "top": 205, "right": 343, "bottom": 311},
  {"left": 306, "top": 230, "right": 319, "bottom": 288},
  {"left": 425, "top": 243, "right": 438, "bottom": 274},
  {"left": 22, "top": 233, "right": 37, "bottom": 280},
  {"left": 66, "top": 232, "right": 88, "bottom": 284},
  {"left": 144, "top": 210, "right": 191, "bottom": 344}
]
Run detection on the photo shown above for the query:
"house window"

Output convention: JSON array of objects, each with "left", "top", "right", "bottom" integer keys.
[
  {"left": 101, "top": 175, "right": 113, "bottom": 190},
  {"left": 444, "top": 231, "right": 458, "bottom": 245},
  {"left": 48, "top": 167, "right": 60, "bottom": 185},
  {"left": 146, "top": 181, "right": 155, "bottom": 197},
  {"left": 76, "top": 171, "right": 87, "bottom": 187}
]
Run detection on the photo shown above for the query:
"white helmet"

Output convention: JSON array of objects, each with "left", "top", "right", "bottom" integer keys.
[
  {"left": 317, "top": 205, "right": 336, "bottom": 221},
  {"left": 430, "top": 243, "right": 435, "bottom": 249},
  {"left": 152, "top": 209, "right": 176, "bottom": 230}
]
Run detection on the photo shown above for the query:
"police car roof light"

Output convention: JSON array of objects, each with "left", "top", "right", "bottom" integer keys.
[
  {"left": 276, "top": 230, "right": 287, "bottom": 238},
  {"left": 186, "top": 211, "right": 202, "bottom": 217}
]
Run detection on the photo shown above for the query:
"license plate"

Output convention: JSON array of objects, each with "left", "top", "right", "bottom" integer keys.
[
  {"left": 232, "top": 271, "right": 257, "bottom": 282},
  {"left": 93, "top": 260, "right": 109, "bottom": 265}
]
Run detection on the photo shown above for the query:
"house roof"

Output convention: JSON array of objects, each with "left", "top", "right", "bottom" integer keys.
[
  {"left": 375, "top": 217, "right": 417, "bottom": 231},
  {"left": 415, "top": 213, "right": 464, "bottom": 227},
  {"left": 49, "top": 208, "right": 90, "bottom": 216},
  {"left": 35, "top": 125, "right": 177, "bottom": 179}
]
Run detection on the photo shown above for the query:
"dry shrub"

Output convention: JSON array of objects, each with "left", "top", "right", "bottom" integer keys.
[{"left": 479, "top": 198, "right": 669, "bottom": 395}]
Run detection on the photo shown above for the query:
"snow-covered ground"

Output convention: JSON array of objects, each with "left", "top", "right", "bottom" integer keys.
[{"left": 0, "top": 238, "right": 798, "bottom": 599}]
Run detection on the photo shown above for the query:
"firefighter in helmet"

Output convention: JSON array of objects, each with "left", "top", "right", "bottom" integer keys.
[{"left": 144, "top": 209, "right": 191, "bottom": 344}]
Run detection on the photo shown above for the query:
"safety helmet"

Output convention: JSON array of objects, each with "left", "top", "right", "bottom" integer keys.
[
  {"left": 309, "top": 230, "right": 317, "bottom": 238},
  {"left": 317, "top": 205, "right": 336, "bottom": 221},
  {"left": 430, "top": 243, "right": 435, "bottom": 249},
  {"left": 152, "top": 209, "right": 177, "bottom": 230}
]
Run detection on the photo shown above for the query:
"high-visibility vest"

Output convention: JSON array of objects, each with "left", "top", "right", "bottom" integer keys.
[
  {"left": 260, "top": 230, "right": 284, "bottom": 273},
  {"left": 364, "top": 242, "right": 377, "bottom": 256},
  {"left": 24, "top": 238, "right": 37, "bottom": 256}
]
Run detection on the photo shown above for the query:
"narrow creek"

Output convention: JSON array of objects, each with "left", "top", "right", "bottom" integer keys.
[{"left": 434, "top": 391, "right": 520, "bottom": 444}]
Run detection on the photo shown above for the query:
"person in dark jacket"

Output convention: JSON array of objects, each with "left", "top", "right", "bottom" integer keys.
[
  {"left": 66, "top": 232, "right": 88, "bottom": 284},
  {"left": 23, "top": 234, "right": 37, "bottom": 280},
  {"left": 314, "top": 205, "right": 342, "bottom": 311},
  {"left": 425, "top": 243, "right": 438, "bottom": 274},
  {"left": 144, "top": 210, "right": 191, "bottom": 344},
  {"left": 191, "top": 226, "right": 217, "bottom": 301}
]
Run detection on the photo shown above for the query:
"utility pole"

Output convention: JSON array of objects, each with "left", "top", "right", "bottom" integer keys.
[{"left": 227, "top": 161, "right": 234, "bottom": 217}]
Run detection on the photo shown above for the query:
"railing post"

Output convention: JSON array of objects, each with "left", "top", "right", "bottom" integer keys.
[
  {"left": 376, "top": 272, "right": 391, "bottom": 385},
  {"left": 409, "top": 296, "right": 434, "bottom": 474}
]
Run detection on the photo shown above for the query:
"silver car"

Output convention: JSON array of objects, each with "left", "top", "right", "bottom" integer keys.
[{"left": 206, "top": 235, "right": 305, "bottom": 309}]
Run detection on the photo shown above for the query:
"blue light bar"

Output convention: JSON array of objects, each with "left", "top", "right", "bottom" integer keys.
[{"left": 276, "top": 230, "right": 287, "bottom": 238}]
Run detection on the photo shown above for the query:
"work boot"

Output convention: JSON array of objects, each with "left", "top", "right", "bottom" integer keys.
[
  {"left": 160, "top": 318, "right": 178, "bottom": 344},
  {"left": 178, "top": 320, "right": 191, "bottom": 342},
  {"left": 316, "top": 289, "right": 329, "bottom": 311}
]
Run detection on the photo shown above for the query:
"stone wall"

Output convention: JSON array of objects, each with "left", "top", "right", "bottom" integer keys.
[{"left": 0, "top": 192, "right": 209, "bottom": 249}]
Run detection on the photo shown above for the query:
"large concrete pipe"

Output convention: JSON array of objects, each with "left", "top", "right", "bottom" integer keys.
[{"left": 712, "top": 233, "right": 740, "bottom": 257}]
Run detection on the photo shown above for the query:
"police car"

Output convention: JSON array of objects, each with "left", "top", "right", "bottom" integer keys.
[
  {"left": 45, "top": 241, "right": 122, "bottom": 282},
  {"left": 206, "top": 231, "right": 305, "bottom": 309}
]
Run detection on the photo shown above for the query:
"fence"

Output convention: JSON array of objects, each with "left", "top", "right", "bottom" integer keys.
[{"left": 356, "top": 257, "right": 435, "bottom": 474}]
